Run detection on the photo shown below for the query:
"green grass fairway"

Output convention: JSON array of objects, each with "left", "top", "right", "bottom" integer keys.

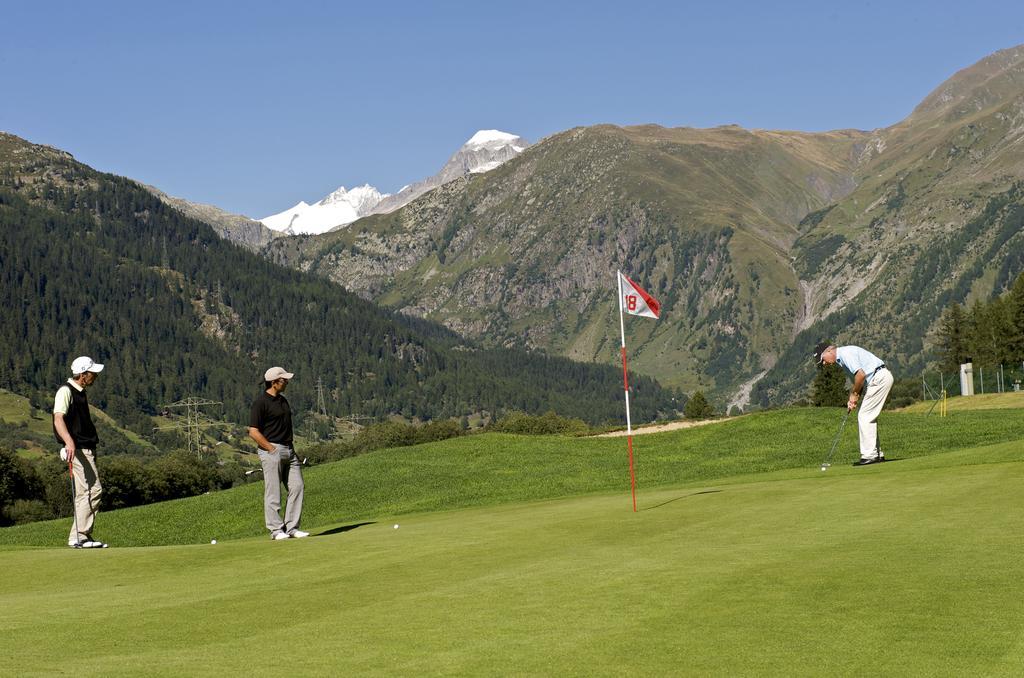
[
  {"left": 2, "top": 408, "right": 1024, "bottom": 547},
  {"left": 3, "top": 440, "right": 1024, "bottom": 676},
  {"left": 2, "top": 407, "right": 1024, "bottom": 675}
]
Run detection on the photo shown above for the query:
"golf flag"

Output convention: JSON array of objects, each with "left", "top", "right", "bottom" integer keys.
[
  {"left": 619, "top": 272, "right": 661, "bottom": 319},
  {"left": 616, "top": 270, "right": 661, "bottom": 512}
]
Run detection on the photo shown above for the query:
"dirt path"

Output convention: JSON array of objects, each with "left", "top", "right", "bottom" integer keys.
[{"left": 594, "top": 417, "right": 732, "bottom": 437}]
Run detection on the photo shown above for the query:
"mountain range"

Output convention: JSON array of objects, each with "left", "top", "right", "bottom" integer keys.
[
  {"left": 258, "top": 130, "right": 529, "bottom": 235},
  {"left": 0, "top": 131, "right": 679, "bottom": 430},
  {"left": 8, "top": 46, "right": 1024, "bottom": 413},
  {"left": 248, "top": 45, "right": 1024, "bottom": 409}
]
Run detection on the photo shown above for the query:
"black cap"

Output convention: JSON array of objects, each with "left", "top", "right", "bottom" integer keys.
[{"left": 812, "top": 341, "right": 832, "bottom": 364}]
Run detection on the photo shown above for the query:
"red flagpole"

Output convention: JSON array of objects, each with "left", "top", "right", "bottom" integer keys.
[{"left": 622, "top": 347, "right": 637, "bottom": 512}]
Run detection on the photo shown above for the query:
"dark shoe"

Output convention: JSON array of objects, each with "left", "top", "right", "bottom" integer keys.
[{"left": 852, "top": 457, "right": 880, "bottom": 466}]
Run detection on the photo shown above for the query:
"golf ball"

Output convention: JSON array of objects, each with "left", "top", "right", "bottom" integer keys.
[
  {"left": 211, "top": 539, "right": 217, "bottom": 544},
  {"left": 393, "top": 524, "right": 399, "bottom": 529}
]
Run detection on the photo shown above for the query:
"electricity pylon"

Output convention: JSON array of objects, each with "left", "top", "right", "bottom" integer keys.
[{"left": 155, "top": 397, "right": 224, "bottom": 458}]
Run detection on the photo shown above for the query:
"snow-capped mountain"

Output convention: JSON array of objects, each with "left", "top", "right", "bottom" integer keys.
[
  {"left": 260, "top": 130, "right": 529, "bottom": 235},
  {"left": 463, "top": 129, "right": 528, "bottom": 167},
  {"left": 374, "top": 130, "right": 529, "bottom": 214},
  {"left": 261, "top": 184, "right": 386, "bottom": 236}
]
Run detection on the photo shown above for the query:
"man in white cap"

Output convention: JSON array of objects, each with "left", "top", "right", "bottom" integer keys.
[
  {"left": 53, "top": 356, "right": 108, "bottom": 548},
  {"left": 248, "top": 366, "right": 308, "bottom": 540},
  {"left": 813, "top": 342, "right": 894, "bottom": 466}
]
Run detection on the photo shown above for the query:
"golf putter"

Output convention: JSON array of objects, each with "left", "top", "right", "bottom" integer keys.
[
  {"left": 244, "top": 449, "right": 307, "bottom": 475},
  {"left": 819, "top": 409, "right": 850, "bottom": 471}
]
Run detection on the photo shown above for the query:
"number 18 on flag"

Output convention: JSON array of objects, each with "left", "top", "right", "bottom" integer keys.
[
  {"left": 618, "top": 271, "right": 661, "bottom": 319},
  {"left": 616, "top": 271, "right": 661, "bottom": 512}
]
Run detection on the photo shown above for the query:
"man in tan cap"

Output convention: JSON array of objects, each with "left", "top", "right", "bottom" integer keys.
[
  {"left": 248, "top": 366, "right": 308, "bottom": 539},
  {"left": 53, "top": 356, "right": 108, "bottom": 548}
]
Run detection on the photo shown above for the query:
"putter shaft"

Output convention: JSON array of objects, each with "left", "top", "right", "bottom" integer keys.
[{"left": 819, "top": 410, "right": 850, "bottom": 469}]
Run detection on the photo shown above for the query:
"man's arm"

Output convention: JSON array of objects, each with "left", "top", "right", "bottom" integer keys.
[
  {"left": 248, "top": 427, "right": 276, "bottom": 452},
  {"left": 53, "top": 413, "right": 76, "bottom": 454},
  {"left": 848, "top": 370, "right": 866, "bottom": 410}
]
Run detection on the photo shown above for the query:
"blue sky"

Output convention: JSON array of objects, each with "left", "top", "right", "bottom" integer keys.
[{"left": 3, "top": 1, "right": 1023, "bottom": 218}]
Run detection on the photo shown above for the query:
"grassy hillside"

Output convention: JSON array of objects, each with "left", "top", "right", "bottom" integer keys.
[
  {"left": 899, "top": 391, "right": 1024, "bottom": 413},
  {"left": 0, "top": 390, "right": 52, "bottom": 457},
  {"left": 3, "top": 407, "right": 1022, "bottom": 547},
  {"left": 2, "top": 408, "right": 1023, "bottom": 675},
  {"left": 0, "top": 388, "right": 163, "bottom": 460}
]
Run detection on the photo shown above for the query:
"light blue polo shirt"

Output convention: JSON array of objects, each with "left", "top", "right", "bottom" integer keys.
[{"left": 835, "top": 346, "right": 885, "bottom": 380}]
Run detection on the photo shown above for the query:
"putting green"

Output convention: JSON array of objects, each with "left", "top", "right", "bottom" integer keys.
[{"left": 3, "top": 440, "right": 1024, "bottom": 676}]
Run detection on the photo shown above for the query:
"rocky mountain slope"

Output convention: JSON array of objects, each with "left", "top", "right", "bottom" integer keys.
[
  {"left": 264, "top": 46, "right": 1024, "bottom": 406},
  {"left": 144, "top": 186, "right": 280, "bottom": 250},
  {"left": 265, "top": 123, "right": 868, "bottom": 399},
  {"left": 755, "top": 44, "right": 1024, "bottom": 404},
  {"left": 372, "top": 130, "right": 529, "bottom": 214}
]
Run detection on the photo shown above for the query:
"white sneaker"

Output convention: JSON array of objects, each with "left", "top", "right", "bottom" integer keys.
[
  {"left": 272, "top": 532, "right": 291, "bottom": 540},
  {"left": 289, "top": 530, "right": 310, "bottom": 538},
  {"left": 82, "top": 540, "right": 108, "bottom": 549}
]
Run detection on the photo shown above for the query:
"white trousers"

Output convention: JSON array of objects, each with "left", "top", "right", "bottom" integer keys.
[{"left": 859, "top": 368, "right": 894, "bottom": 459}]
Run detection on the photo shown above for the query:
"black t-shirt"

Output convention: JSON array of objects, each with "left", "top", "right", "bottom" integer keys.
[{"left": 249, "top": 391, "right": 293, "bottom": 447}]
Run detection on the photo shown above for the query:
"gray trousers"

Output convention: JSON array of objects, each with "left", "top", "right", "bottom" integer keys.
[{"left": 259, "top": 444, "right": 304, "bottom": 535}]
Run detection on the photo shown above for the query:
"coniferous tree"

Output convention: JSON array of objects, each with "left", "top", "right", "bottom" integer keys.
[
  {"left": 683, "top": 391, "right": 714, "bottom": 419},
  {"left": 936, "top": 302, "right": 968, "bottom": 374},
  {"left": 1008, "top": 273, "right": 1024, "bottom": 361},
  {"left": 969, "top": 297, "right": 1014, "bottom": 367},
  {"left": 812, "top": 363, "right": 847, "bottom": 407}
]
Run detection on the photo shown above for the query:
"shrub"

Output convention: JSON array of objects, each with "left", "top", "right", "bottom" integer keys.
[
  {"left": 4, "top": 499, "right": 52, "bottom": 525},
  {"left": 100, "top": 456, "right": 150, "bottom": 510},
  {"left": 491, "top": 411, "right": 589, "bottom": 436}
]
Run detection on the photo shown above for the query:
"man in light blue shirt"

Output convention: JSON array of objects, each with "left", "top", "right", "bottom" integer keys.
[{"left": 813, "top": 342, "right": 894, "bottom": 466}]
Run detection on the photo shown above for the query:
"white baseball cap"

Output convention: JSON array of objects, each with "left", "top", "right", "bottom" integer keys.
[
  {"left": 71, "top": 356, "right": 105, "bottom": 375},
  {"left": 264, "top": 366, "right": 294, "bottom": 381}
]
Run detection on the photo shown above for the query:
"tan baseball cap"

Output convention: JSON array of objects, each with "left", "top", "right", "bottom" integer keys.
[{"left": 264, "top": 366, "right": 294, "bottom": 381}]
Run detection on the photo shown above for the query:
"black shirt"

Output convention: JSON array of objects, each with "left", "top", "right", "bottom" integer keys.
[{"left": 249, "top": 391, "right": 293, "bottom": 447}]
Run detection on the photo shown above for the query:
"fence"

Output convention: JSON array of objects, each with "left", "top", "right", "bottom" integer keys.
[{"left": 921, "top": 362, "right": 1024, "bottom": 400}]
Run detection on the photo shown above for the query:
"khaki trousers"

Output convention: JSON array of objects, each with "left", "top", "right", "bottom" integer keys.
[
  {"left": 69, "top": 449, "right": 102, "bottom": 544},
  {"left": 858, "top": 368, "right": 894, "bottom": 459}
]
